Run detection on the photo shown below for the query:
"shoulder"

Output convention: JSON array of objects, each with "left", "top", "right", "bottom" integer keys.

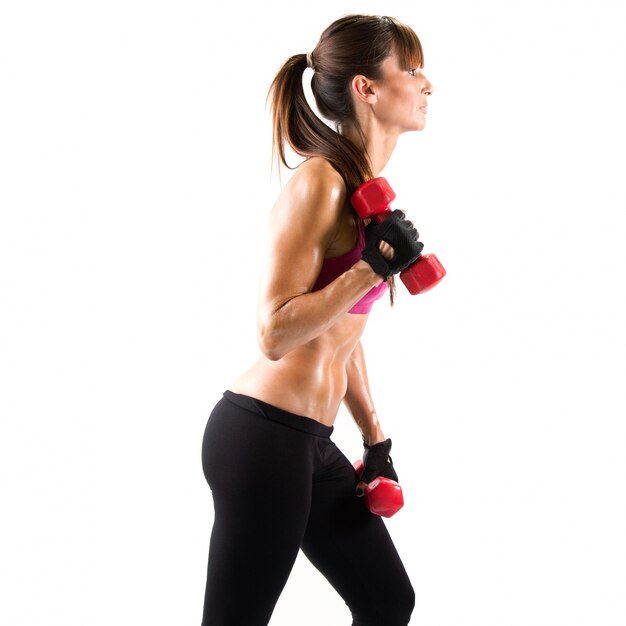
[
  {"left": 279, "top": 157, "right": 347, "bottom": 223},
  {"left": 295, "top": 156, "right": 345, "bottom": 188},
  {"left": 267, "top": 157, "right": 349, "bottom": 259}
]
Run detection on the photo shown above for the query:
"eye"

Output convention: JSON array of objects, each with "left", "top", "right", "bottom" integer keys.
[{"left": 408, "top": 68, "right": 419, "bottom": 77}]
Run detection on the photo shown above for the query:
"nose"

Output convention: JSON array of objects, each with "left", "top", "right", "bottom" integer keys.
[{"left": 422, "top": 74, "right": 433, "bottom": 96}]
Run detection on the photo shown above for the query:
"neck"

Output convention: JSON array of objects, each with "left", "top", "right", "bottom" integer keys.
[{"left": 341, "top": 121, "right": 400, "bottom": 177}]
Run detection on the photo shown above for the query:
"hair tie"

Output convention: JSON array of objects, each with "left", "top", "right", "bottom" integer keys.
[{"left": 306, "top": 52, "right": 314, "bottom": 70}]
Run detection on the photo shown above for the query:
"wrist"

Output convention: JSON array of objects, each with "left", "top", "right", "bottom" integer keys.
[
  {"left": 353, "top": 259, "right": 385, "bottom": 287},
  {"left": 362, "top": 427, "right": 386, "bottom": 447}
]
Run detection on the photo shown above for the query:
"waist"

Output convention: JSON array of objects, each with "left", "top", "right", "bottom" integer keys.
[
  {"left": 230, "top": 315, "right": 366, "bottom": 423},
  {"left": 222, "top": 390, "right": 334, "bottom": 438},
  {"left": 229, "top": 351, "right": 350, "bottom": 424}
]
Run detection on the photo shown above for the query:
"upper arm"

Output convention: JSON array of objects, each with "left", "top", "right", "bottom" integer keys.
[{"left": 258, "top": 161, "right": 347, "bottom": 319}]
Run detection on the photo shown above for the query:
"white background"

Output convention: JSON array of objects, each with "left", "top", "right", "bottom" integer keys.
[{"left": 1, "top": 0, "right": 625, "bottom": 624}]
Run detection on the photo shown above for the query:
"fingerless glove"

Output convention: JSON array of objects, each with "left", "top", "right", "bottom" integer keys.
[
  {"left": 360, "top": 438, "right": 399, "bottom": 485},
  {"left": 361, "top": 210, "right": 424, "bottom": 279}
]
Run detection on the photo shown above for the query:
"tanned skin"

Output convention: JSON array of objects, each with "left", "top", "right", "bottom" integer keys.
[{"left": 230, "top": 54, "right": 433, "bottom": 466}]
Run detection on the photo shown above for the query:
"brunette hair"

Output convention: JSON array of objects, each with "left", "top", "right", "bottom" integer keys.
[{"left": 267, "top": 14, "right": 424, "bottom": 192}]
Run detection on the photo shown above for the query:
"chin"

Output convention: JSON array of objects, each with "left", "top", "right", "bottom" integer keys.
[{"left": 399, "top": 120, "right": 426, "bottom": 135}]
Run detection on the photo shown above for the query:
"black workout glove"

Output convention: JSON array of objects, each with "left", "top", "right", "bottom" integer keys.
[
  {"left": 361, "top": 210, "right": 424, "bottom": 280},
  {"left": 358, "top": 438, "right": 399, "bottom": 489}
]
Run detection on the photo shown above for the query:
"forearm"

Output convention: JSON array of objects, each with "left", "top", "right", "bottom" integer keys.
[
  {"left": 258, "top": 261, "right": 381, "bottom": 361},
  {"left": 343, "top": 341, "right": 386, "bottom": 445}
]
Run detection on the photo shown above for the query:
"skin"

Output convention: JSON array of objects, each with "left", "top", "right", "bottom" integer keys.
[{"left": 230, "top": 53, "right": 433, "bottom": 458}]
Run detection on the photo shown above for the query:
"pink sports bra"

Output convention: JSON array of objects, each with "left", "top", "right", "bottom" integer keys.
[{"left": 311, "top": 217, "right": 388, "bottom": 314}]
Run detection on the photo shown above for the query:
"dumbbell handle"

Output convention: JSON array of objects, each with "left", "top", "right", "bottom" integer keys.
[
  {"left": 353, "top": 459, "right": 405, "bottom": 518},
  {"left": 351, "top": 177, "right": 446, "bottom": 294}
]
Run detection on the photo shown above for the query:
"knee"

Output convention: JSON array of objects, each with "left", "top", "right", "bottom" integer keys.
[
  {"left": 354, "top": 581, "right": 415, "bottom": 626},
  {"left": 390, "top": 582, "right": 416, "bottom": 625}
]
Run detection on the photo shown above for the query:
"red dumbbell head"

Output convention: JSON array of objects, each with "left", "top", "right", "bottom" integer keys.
[
  {"left": 400, "top": 253, "right": 447, "bottom": 295},
  {"left": 350, "top": 177, "right": 396, "bottom": 220},
  {"left": 365, "top": 477, "right": 405, "bottom": 518}
]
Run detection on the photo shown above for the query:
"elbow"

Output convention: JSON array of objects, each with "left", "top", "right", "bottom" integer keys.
[
  {"left": 257, "top": 321, "right": 285, "bottom": 362},
  {"left": 257, "top": 299, "right": 300, "bottom": 361},
  {"left": 259, "top": 339, "right": 283, "bottom": 362}
]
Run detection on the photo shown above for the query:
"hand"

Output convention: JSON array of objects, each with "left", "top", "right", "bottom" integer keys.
[
  {"left": 355, "top": 438, "right": 399, "bottom": 496},
  {"left": 361, "top": 210, "right": 424, "bottom": 279}
]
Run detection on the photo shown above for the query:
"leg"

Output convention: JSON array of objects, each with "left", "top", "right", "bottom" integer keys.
[
  {"left": 301, "top": 439, "right": 415, "bottom": 626},
  {"left": 201, "top": 396, "right": 316, "bottom": 626}
]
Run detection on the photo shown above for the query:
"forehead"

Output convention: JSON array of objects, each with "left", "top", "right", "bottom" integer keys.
[{"left": 380, "top": 53, "right": 418, "bottom": 76}]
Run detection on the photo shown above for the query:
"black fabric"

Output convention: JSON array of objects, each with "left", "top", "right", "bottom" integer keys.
[
  {"left": 361, "top": 210, "right": 424, "bottom": 279},
  {"left": 201, "top": 391, "right": 415, "bottom": 626},
  {"left": 359, "top": 438, "right": 399, "bottom": 485}
]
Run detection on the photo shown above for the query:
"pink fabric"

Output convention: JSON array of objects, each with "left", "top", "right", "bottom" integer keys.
[
  {"left": 311, "top": 218, "right": 388, "bottom": 314},
  {"left": 347, "top": 280, "right": 388, "bottom": 314}
]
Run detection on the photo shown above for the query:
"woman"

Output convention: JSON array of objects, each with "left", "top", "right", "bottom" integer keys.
[{"left": 201, "top": 14, "right": 433, "bottom": 626}]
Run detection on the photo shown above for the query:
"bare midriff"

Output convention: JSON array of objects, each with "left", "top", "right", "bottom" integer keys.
[{"left": 229, "top": 312, "right": 368, "bottom": 426}]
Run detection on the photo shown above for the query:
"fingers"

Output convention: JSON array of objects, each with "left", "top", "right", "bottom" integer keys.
[
  {"left": 401, "top": 218, "right": 419, "bottom": 240},
  {"left": 385, "top": 211, "right": 420, "bottom": 242},
  {"left": 378, "top": 240, "right": 395, "bottom": 260}
]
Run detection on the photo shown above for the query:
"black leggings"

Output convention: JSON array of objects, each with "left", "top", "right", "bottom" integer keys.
[{"left": 201, "top": 391, "right": 415, "bottom": 626}]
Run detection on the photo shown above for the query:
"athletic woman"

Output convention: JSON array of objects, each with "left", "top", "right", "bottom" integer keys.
[{"left": 201, "top": 14, "right": 433, "bottom": 626}]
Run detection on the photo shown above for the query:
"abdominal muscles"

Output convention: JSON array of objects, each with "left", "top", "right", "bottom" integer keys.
[{"left": 229, "top": 313, "right": 368, "bottom": 425}]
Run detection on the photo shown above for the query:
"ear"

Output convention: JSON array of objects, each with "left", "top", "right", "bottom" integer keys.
[{"left": 350, "top": 74, "right": 379, "bottom": 104}]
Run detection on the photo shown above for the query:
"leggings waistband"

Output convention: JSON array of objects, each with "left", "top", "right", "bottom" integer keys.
[{"left": 223, "top": 390, "right": 334, "bottom": 438}]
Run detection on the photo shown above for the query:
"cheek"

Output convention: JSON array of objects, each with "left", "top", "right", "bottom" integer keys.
[
  {"left": 396, "top": 91, "right": 418, "bottom": 117},
  {"left": 377, "top": 83, "right": 418, "bottom": 121},
  {"left": 392, "top": 83, "right": 418, "bottom": 108}
]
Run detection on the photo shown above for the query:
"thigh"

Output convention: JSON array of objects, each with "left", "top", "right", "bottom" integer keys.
[
  {"left": 301, "top": 441, "right": 415, "bottom": 626},
  {"left": 201, "top": 397, "right": 315, "bottom": 626}
]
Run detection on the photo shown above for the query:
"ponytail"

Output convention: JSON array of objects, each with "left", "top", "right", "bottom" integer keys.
[{"left": 266, "top": 54, "right": 372, "bottom": 194}]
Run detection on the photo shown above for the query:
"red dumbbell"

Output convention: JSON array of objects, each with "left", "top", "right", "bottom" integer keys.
[
  {"left": 353, "top": 459, "right": 405, "bottom": 518},
  {"left": 351, "top": 177, "right": 446, "bottom": 294}
]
